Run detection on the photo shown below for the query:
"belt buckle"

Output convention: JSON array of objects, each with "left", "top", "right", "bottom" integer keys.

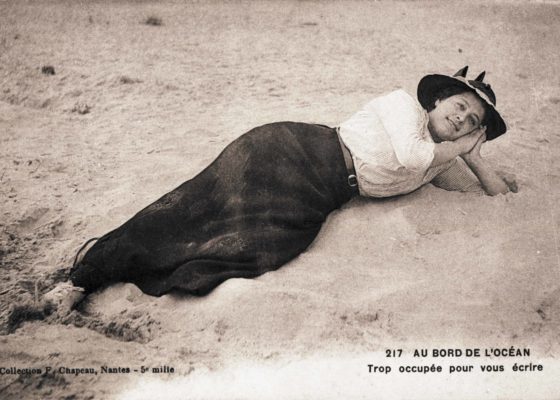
[{"left": 348, "top": 174, "right": 358, "bottom": 188}]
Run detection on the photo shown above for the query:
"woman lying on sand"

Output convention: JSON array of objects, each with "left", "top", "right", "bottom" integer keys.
[{"left": 45, "top": 66, "right": 517, "bottom": 315}]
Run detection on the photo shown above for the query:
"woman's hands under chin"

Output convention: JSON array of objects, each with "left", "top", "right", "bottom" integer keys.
[
  {"left": 460, "top": 127, "right": 486, "bottom": 162},
  {"left": 454, "top": 126, "right": 486, "bottom": 157},
  {"left": 430, "top": 126, "right": 485, "bottom": 168}
]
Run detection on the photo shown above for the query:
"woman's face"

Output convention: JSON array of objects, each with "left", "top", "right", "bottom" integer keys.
[{"left": 427, "top": 91, "right": 486, "bottom": 143}]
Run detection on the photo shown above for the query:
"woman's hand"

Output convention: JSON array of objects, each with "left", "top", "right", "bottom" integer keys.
[
  {"left": 430, "top": 127, "right": 485, "bottom": 167},
  {"left": 457, "top": 126, "right": 486, "bottom": 157},
  {"left": 461, "top": 128, "right": 486, "bottom": 163}
]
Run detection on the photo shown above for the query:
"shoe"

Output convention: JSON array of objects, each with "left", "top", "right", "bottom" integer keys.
[{"left": 43, "top": 282, "right": 85, "bottom": 316}]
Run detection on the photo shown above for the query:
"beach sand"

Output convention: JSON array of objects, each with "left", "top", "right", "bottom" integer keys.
[{"left": 1, "top": 1, "right": 559, "bottom": 398}]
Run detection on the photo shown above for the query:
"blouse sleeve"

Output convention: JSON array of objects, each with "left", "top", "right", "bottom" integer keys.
[
  {"left": 431, "top": 159, "right": 484, "bottom": 194},
  {"left": 370, "top": 90, "right": 435, "bottom": 171}
]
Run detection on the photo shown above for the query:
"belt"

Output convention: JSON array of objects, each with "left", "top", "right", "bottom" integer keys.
[{"left": 335, "top": 127, "right": 359, "bottom": 192}]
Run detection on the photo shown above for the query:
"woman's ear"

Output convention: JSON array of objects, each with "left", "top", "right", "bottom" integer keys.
[{"left": 434, "top": 99, "right": 440, "bottom": 107}]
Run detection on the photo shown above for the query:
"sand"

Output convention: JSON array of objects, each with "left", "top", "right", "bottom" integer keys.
[{"left": 0, "top": 0, "right": 559, "bottom": 399}]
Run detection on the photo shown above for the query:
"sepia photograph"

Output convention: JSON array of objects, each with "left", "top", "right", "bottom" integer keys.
[{"left": 0, "top": 0, "right": 559, "bottom": 398}]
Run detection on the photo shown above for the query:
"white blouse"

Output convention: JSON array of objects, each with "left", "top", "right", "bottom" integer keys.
[{"left": 339, "top": 89, "right": 481, "bottom": 197}]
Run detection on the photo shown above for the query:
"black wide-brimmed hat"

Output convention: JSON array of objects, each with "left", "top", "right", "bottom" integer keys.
[{"left": 417, "top": 66, "right": 507, "bottom": 140}]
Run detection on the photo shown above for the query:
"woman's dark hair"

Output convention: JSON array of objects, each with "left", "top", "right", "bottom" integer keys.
[{"left": 427, "top": 84, "right": 491, "bottom": 127}]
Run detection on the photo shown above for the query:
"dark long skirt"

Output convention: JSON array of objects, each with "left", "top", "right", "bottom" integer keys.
[{"left": 70, "top": 122, "right": 356, "bottom": 296}]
